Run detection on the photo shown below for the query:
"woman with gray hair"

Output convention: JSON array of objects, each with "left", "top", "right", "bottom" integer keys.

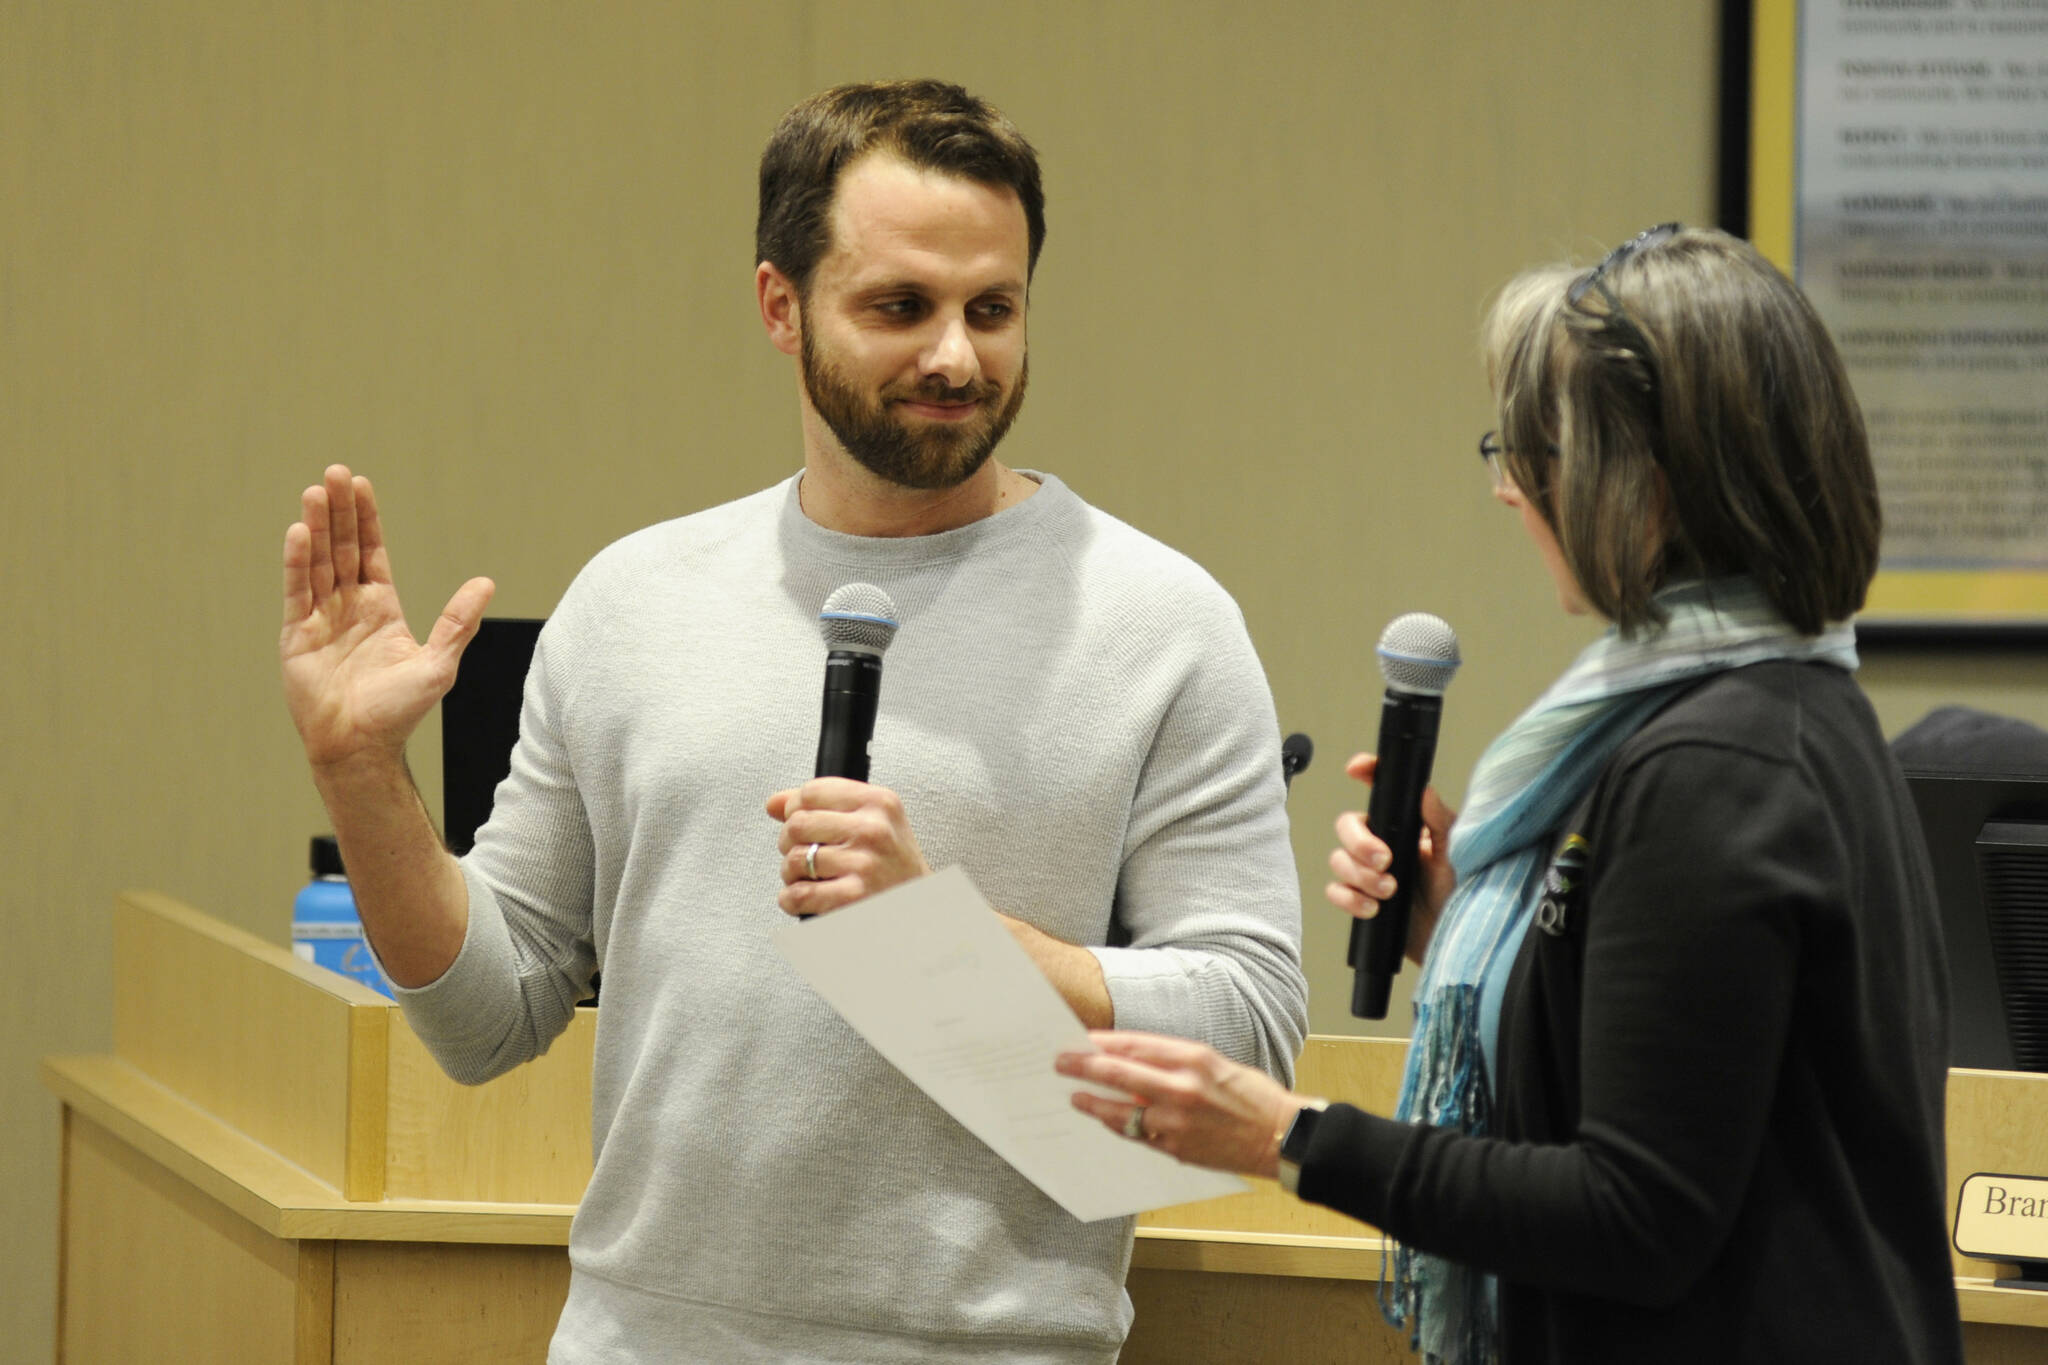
[{"left": 1060, "top": 226, "right": 1963, "bottom": 1364}]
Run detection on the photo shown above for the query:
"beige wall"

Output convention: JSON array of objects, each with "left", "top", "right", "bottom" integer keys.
[{"left": 7, "top": 3, "right": 2041, "bottom": 1358}]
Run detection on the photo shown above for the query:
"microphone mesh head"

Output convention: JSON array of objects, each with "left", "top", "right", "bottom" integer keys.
[
  {"left": 819, "top": 583, "right": 901, "bottom": 656},
  {"left": 1376, "top": 612, "right": 1460, "bottom": 696}
]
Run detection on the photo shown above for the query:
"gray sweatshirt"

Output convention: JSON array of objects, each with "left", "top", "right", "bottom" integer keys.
[{"left": 397, "top": 473, "right": 1307, "bottom": 1363}]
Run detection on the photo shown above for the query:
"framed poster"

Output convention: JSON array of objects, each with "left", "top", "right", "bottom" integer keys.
[{"left": 1744, "top": 0, "right": 2048, "bottom": 640}]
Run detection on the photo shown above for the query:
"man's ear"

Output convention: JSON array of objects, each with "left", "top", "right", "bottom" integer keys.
[{"left": 757, "top": 261, "right": 802, "bottom": 357}]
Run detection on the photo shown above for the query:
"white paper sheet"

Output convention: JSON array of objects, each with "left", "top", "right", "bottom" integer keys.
[{"left": 772, "top": 865, "right": 1247, "bottom": 1222}]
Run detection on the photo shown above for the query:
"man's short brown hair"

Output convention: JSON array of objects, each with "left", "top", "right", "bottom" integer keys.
[
  {"left": 756, "top": 80, "right": 1046, "bottom": 296},
  {"left": 1483, "top": 226, "right": 1881, "bottom": 637}
]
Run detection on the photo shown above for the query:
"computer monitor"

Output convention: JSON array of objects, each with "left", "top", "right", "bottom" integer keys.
[
  {"left": 1902, "top": 770, "right": 2048, "bottom": 1073},
  {"left": 441, "top": 617, "right": 544, "bottom": 856}
]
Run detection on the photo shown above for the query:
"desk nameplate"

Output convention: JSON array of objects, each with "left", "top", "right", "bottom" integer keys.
[{"left": 1955, "top": 1172, "right": 2048, "bottom": 1268}]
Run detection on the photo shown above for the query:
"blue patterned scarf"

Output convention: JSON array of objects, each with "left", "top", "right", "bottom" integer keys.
[{"left": 1379, "top": 579, "right": 1859, "bottom": 1364}]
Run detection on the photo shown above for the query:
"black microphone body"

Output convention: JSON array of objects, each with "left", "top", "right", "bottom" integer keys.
[
  {"left": 1347, "top": 611, "right": 1460, "bottom": 1019},
  {"left": 810, "top": 583, "right": 901, "bottom": 784},
  {"left": 1349, "top": 689, "right": 1443, "bottom": 1018},
  {"left": 797, "top": 584, "right": 901, "bottom": 918},
  {"left": 815, "top": 650, "right": 883, "bottom": 781}
]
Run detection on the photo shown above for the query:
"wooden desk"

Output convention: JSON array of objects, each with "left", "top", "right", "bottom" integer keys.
[{"left": 44, "top": 892, "right": 2048, "bottom": 1362}]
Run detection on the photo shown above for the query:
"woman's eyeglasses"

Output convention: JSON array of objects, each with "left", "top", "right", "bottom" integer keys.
[{"left": 1479, "top": 431, "right": 1559, "bottom": 491}]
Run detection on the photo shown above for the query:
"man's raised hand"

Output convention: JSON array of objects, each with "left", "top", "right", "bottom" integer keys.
[{"left": 279, "top": 465, "right": 495, "bottom": 772}]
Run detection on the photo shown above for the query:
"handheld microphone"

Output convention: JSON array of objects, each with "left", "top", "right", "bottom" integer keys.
[
  {"left": 814, "top": 583, "right": 901, "bottom": 782},
  {"left": 1349, "top": 613, "right": 1460, "bottom": 1019},
  {"left": 1281, "top": 732, "right": 1314, "bottom": 790}
]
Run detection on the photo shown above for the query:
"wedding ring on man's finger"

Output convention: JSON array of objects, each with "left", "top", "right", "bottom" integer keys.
[
  {"left": 1122, "top": 1106, "right": 1148, "bottom": 1141},
  {"left": 805, "top": 842, "right": 821, "bottom": 880}
]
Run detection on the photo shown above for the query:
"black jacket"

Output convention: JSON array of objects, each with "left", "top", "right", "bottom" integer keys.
[{"left": 1298, "top": 662, "right": 1965, "bottom": 1364}]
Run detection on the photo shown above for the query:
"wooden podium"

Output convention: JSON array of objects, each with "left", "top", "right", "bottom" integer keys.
[{"left": 43, "top": 892, "right": 2048, "bottom": 1362}]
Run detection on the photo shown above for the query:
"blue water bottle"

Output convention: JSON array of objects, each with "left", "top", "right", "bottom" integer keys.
[{"left": 292, "top": 836, "right": 395, "bottom": 998}]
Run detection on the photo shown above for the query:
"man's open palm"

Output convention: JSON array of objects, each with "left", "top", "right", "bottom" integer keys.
[{"left": 280, "top": 465, "right": 494, "bottom": 770}]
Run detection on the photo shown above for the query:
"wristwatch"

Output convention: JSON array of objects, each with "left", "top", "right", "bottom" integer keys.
[{"left": 1276, "top": 1098, "right": 1329, "bottom": 1195}]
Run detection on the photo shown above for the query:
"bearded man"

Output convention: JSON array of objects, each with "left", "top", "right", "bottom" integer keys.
[{"left": 279, "top": 79, "right": 1305, "bottom": 1364}]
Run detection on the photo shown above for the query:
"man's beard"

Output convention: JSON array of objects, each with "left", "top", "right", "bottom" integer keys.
[{"left": 800, "top": 327, "right": 1029, "bottom": 492}]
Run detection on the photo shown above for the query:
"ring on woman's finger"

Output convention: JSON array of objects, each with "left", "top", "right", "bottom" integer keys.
[
  {"left": 1122, "top": 1105, "right": 1148, "bottom": 1141},
  {"left": 805, "top": 842, "right": 821, "bottom": 880}
]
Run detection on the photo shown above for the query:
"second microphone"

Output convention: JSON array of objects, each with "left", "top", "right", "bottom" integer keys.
[
  {"left": 815, "top": 583, "right": 902, "bottom": 782},
  {"left": 1349, "top": 611, "right": 1460, "bottom": 1019}
]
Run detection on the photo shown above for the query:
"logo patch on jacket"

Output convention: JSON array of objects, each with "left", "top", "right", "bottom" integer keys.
[{"left": 1535, "top": 833, "right": 1590, "bottom": 938}]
